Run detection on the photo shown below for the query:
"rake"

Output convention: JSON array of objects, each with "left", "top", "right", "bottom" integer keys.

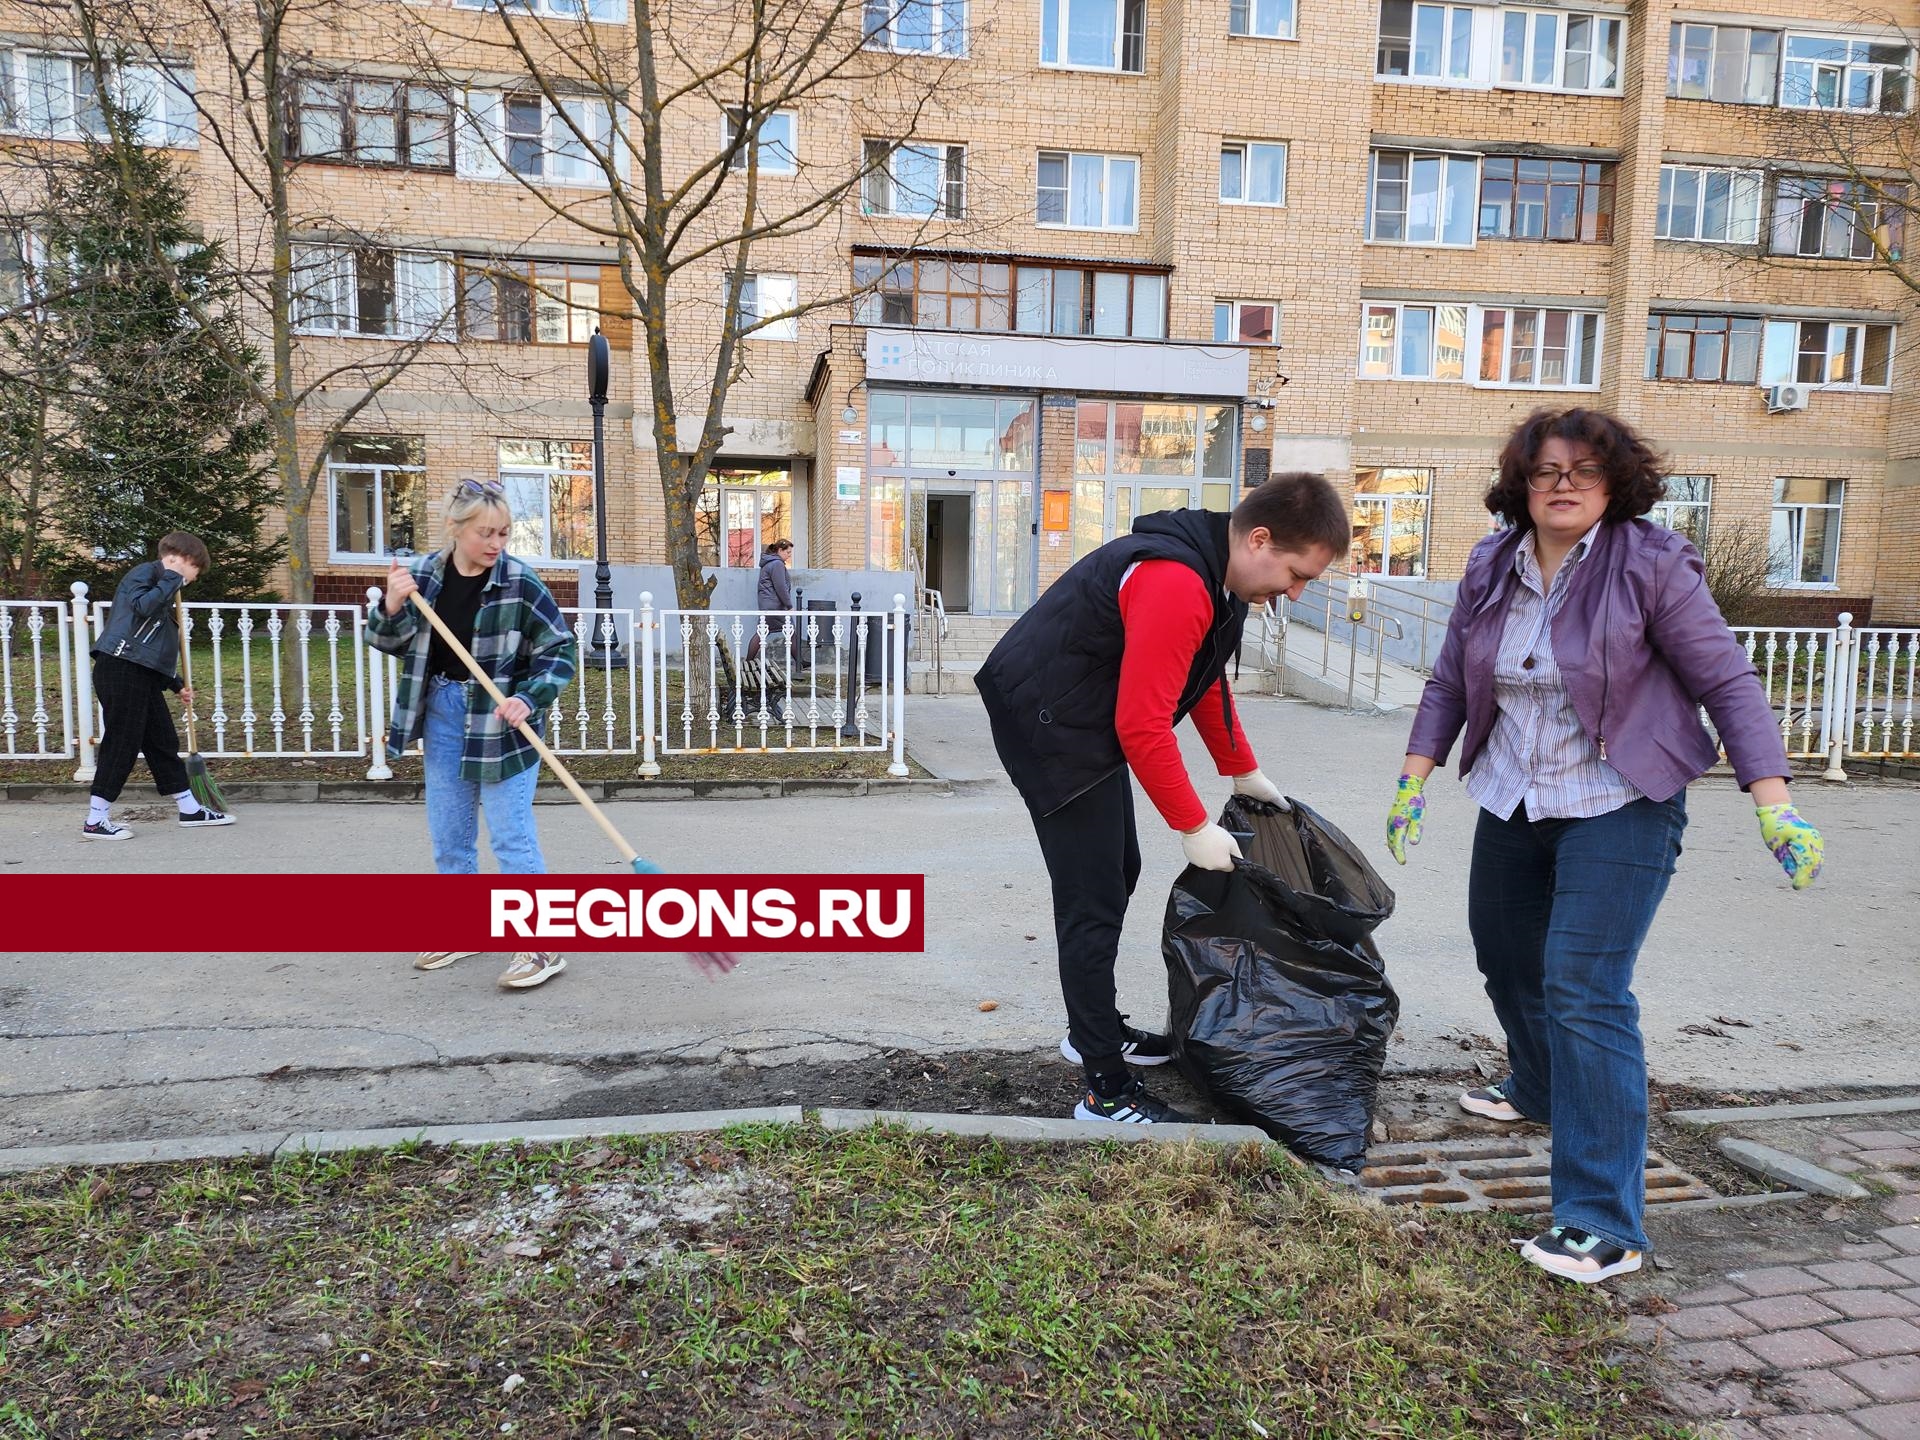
[
  {"left": 175, "top": 596, "right": 229, "bottom": 813},
  {"left": 406, "top": 589, "right": 737, "bottom": 978}
]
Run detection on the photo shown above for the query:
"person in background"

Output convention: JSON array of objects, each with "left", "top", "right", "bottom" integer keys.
[
  {"left": 754, "top": 537, "right": 799, "bottom": 719},
  {"left": 1386, "top": 406, "right": 1825, "bottom": 1284}
]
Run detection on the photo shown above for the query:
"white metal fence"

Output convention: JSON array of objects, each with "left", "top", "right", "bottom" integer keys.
[{"left": 2, "top": 582, "right": 911, "bottom": 780}]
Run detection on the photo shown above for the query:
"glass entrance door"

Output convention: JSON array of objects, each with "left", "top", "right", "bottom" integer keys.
[
  {"left": 1108, "top": 482, "right": 1198, "bottom": 538},
  {"left": 906, "top": 478, "right": 1031, "bottom": 615}
]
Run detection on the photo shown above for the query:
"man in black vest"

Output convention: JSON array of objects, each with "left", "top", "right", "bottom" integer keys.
[{"left": 979, "top": 473, "right": 1351, "bottom": 1123}]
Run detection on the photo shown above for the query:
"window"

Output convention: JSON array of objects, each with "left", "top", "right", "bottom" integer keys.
[
  {"left": 1761, "top": 320, "right": 1895, "bottom": 389},
  {"left": 0, "top": 227, "right": 44, "bottom": 309},
  {"left": 1220, "top": 142, "right": 1287, "bottom": 206},
  {"left": 1230, "top": 0, "right": 1294, "bottom": 40},
  {"left": 1376, "top": 2, "right": 1474, "bottom": 81},
  {"left": 1782, "top": 34, "right": 1911, "bottom": 114},
  {"left": 455, "top": 0, "right": 625, "bottom": 20},
  {"left": 457, "top": 258, "right": 600, "bottom": 344},
  {"left": 1040, "top": 0, "right": 1145, "bottom": 72},
  {"left": 863, "top": 0, "right": 967, "bottom": 54},
  {"left": 293, "top": 78, "right": 451, "bottom": 169},
  {"left": 1478, "top": 157, "right": 1613, "bottom": 242},
  {"left": 1351, "top": 468, "right": 1431, "bottom": 577},
  {"left": 1651, "top": 475, "right": 1711, "bottom": 549},
  {"left": 1036, "top": 151, "right": 1139, "bottom": 230},
  {"left": 1769, "top": 478, "right": 1843, "bottom": 588},
  {"left": 458, "top": 90, "right": 613, "bottom": 185},
  {"left": 1771, "top": 178, "right": 1905, "bottom": 262},
  {"left": 498, "top": 439, "right": 595, "bottom": 562},
  {"left": 1666, "top": 24, "right": 1780, "bottom": 104},
  {"left": 0, "top": 49, "right": 196, "bottom": 145},
  {"left": 1499, "top": 9, "right": 1622, "bottom": 92},
  {"left": 1645, "top": 314, "right": 1764, "bottom": 383},
  {"left": 1214, "top": 300, "right": 1278, "bottom": 345},
  {"left": 1359, "top": 303, "right": 1468, "bottom": 380},
  {"left": 1074, "top": 401, "right": 1238, "bottom": 515},
  {"left": 1656, "top": 166, "right": 1763, "bottom": 244},
  {"left": 1368, "top": 150, "right": 1477, "bottom": 245},
  {"left": 738, "top": 273, "right": 798, "bottom": 341},
  {"left": 292, "top": 244, "right": 454, "bottom": 339},
  {"left": 725, "top": 109, "right": 797, "bottom": 174},
  {"left": 868, "top": 393, "right": 1036, "bottom": 471},
  {"left": 696, "top": 469, "right": 794, "bottom": 569},
  {"left": 852, "top": 254, "right": 1167, "bottom": 337},
  {"left": 328, "top": 436, "right": 426, "bottom": 559},
  {"left": 1477, "top": 307, "right": 1601, "bottom": 387},
  {"left": 862, "top": 140, "right": 966, "bottom": 218}
]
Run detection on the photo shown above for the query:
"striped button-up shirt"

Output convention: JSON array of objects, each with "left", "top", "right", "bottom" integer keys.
[{"left": 1466, "top": 524, "right": 1643, "bottom": 822}]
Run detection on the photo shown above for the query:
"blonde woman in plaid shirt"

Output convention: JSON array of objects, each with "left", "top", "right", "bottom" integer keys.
[{"left": 369, "top": 478, "right": 579, "bottom": 990}]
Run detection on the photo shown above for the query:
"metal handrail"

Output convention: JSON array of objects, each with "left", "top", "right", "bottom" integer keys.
[{"left": 1297, "top": 570, "right": 1454, "bottom": 671}]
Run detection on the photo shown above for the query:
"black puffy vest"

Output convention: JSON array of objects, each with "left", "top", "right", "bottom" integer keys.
[{"left": 977, "top": 508, "right": 1248, "bottom": 818}]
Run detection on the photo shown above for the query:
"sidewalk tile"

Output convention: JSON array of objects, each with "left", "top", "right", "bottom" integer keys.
[
  {"left": 1737, "top": 1266, "right": 1838, "bottom": 1297},
  {"left": 1737, "top": 1295, "right": 1846, "bottom": 1330},
  {"left": 1839, "top": 1356, "right": 1920, "bottom": 1403},
  {"left": 1843, "top": 1132, "right": 1918, "bottom": 1150},
  {"left": 1860, "top": 1153, "right": 1920, "bottom": 1171},
  {"left": 1885, "top": 1199, "right": 1920, "bottom": 1227},
  {"left": 1685, "top": 1281, "right": 1761, "bottom": 1305},
  {"left": 1880, "top": 1228, "right": 1920, "bottom": 1257},
  {"left": 1760, "top": 1417, "right": 1870, "bottom": 1439},
  {"left": 1713, "top": 1425, "right": 1768, "bottom": 1439},
  {"left": 1679, "top": 1340, "right": 1763, "bottom": 1378},
  {"left": 1826, "top": 1292, "right": 1920, "bottom": 1321},
  {"left": 1675, "top": 1305, "right": 1767, "bottom": 1341},
  {"left": 1825, "top": 1319, "right": 1920, "bottom": 1359},
  {"left": 1784, "top": 1368, "right": 1873, "bottom": 1412},
  {"left": 1888, "top": 1258, "right": 1920, "bottom": 1284},
  {"left": 1855, "top": 1402, "right": 1920, "bottom": 1439},
  {"left": 1747, "top": 1330, "right": 1860, "bottom": 1369},
  {"left": 1815, "top": 1263, "right": 1914, "bottom": 1289}
]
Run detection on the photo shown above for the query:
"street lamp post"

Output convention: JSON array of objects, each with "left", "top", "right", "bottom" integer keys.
[{"left": 587, "top": 329, "right": 625, "bottom": 666}]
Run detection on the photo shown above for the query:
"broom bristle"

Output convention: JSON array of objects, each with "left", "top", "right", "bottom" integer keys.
[{"left": 185, "top": 754, "right": 228, "bottom": 813}]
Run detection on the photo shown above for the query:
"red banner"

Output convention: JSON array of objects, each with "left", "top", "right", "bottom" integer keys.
[{"left": 2, "top": 874, "right": 924, "bottom": 953}]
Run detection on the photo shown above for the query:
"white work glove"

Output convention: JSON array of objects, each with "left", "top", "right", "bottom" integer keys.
[
  {"left": 1181, "top": 823, "right": 1242, "bottom": 872},
  {"left": 1232, "top": 769, "right": 1288, "bottom": 809}
]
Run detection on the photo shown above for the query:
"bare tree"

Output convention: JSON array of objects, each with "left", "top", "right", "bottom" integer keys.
[{"left": 1699, "top": 516, "right": 1779, "bottom": 626}]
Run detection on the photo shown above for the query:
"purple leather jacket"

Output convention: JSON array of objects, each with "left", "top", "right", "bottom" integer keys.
[{"left": 1406, "top": 519, "right": 1790, "bottom": 801}]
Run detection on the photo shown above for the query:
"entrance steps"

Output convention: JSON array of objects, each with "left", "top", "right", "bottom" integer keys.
[{"left": 910, "top": 614, "right": 1015, "bottom": 694}]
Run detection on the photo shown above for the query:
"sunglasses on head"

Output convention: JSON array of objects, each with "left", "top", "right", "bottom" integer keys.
[{"left": 455, "top": 478, "right": 506, "bottom": 500}]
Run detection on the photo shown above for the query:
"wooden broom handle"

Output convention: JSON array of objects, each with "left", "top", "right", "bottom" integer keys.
[
  {"left": 405, "top": 590, "right": 640, "bottom": 866},
  {"left": 175, "top": 595, "right": 200, "bottom": 750}
]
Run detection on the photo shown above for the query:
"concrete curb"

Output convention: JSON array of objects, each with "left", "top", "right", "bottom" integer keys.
[
  {"left": 1716, "top": 1137, "right": 1870, "bottom": 1200},
  {"left": 1, "top": 778, "right": 952, "bottom": 804},
  {"left": 819, "top": 1108, "right": 1272, "bottom": 1146},
  {"left": 1667, "top": 1094, "right": 1920, "bottom": 1127}
]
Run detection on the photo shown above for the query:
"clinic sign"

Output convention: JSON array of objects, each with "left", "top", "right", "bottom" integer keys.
[{"left": 864, "top": 329, "right": 1250, "bottom": 398}]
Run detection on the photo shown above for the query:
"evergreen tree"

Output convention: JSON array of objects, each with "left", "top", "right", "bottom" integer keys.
[{"left": 40, "top": 88, "right": 283, "bottom": 601}]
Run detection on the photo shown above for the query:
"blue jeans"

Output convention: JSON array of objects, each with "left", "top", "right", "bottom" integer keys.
[
  {"left": 1467, "top": 794, "right": 1687, "bottom": 1252},
  {"left": 422, "top": 677, "right": 546, "bottom": 875}
]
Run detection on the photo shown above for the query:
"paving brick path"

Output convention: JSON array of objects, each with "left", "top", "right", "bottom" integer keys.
[{"left": 1637, "top": 1121, "right": 1920, "bottom": 1439}]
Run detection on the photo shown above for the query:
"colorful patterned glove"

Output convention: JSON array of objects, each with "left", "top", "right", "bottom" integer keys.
[
  {"left": 1757, "top": 803, "right": 1824, "bottom": 891},
  {"left": 1385, "top": 773, "right": 1426, "bottom": 866}
]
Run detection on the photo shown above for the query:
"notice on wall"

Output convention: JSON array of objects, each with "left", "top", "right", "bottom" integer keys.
[
  {"left": 1048, "top": 532, "right": 1064, "bottom": 549},
  {"left": 837, "top": 429, "right": 864, "bottom": 444},
  {"left": 835, "top": 465, "right": 862, "bottom": 503},
  {"left": 1041, "top": 490, "right": 1072, "bottom": 532}
]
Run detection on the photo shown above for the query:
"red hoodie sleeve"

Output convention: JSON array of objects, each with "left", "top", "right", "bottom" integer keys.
[{"left": 1116, "top": 561, "right": 1255, "bottom": 832}]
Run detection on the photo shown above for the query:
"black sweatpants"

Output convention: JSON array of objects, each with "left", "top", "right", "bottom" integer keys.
[
  {"left": 90, "top": 654, "right": 187, "bottom": 803},
  {"left": 1030, "top": 766, "right": 1142, "bottom": 1079}
]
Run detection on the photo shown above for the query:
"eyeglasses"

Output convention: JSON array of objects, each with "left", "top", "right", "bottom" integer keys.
[
  {"left": 455, "top": 477, "right": 506, "bottom": 500},
  {"left": 1526, "top": 463, "right": 1608, "bottom": 493}
]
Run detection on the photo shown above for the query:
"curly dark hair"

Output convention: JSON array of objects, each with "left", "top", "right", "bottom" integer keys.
[{"left": 1485, "top": 407, "right": 1669, "bottom": 532}]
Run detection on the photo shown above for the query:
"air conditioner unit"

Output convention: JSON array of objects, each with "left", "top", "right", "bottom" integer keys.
[{"left": 1766, "top": 383, "right": 1811, "bottom": 413}]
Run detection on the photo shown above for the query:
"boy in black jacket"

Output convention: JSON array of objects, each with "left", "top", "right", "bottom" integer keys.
[{"left": 83, "top": 532, "right": 234, "bottom": 839}]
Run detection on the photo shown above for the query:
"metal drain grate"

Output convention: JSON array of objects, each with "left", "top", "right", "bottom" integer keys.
[{"left": 1358, "top": 1137, "right": 1716, "bottom": 1212}]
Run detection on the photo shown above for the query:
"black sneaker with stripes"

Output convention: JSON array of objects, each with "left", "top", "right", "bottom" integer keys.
[
  {"left": 1059, "top": 1019, "right": 1174, "bottom": 1069},
  {"left": 1073, "top": 1076, "right": 1190, "bottom": 1125}
]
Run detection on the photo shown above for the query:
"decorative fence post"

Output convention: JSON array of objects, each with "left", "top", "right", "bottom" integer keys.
[
  {"left": 364, "top": 588, "right": 393, "bottom": 780},
  {"left": 889, "top": 592, "right": 910, "bottom": 777},
  {"left": 1823, "top": 612, "right": 1854, "bottom": 783},
  {"left": 638, "top": 591, "right": 660, "bottom": 778},
  {"left": 69, "top": 582, "right": 95, "bottom": 783}
]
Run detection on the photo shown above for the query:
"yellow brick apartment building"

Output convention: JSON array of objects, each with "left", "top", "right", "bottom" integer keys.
[{"left": 4, "top": 0, "right": 1916, "bottom": 623}]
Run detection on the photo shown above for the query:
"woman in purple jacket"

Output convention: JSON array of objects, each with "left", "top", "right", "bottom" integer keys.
[{"left": 1386, "top": 407, "right": 1825, "bottom": 1284}]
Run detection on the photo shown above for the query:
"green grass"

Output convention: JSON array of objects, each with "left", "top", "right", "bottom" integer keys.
[{"left": 0, "top": 1125, "right": 1693, "bottom": 1439}]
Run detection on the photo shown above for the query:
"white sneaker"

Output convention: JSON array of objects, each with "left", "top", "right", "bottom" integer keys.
[
  {"left": 415, "top": 952, "right": 479, "bottom": 971},
  {"left": 499, "top": 953, "right": 566, "bottom": 989},
  {"left": 82, "top": 819, "right": 133, "bottom": 840}
]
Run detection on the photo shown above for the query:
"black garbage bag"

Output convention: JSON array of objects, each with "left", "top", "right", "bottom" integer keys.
[{"left": 1163, "top": 795, "right": 1400, "bottom": 1170}]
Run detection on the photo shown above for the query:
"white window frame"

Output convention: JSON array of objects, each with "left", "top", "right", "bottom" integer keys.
[
  {"left": 862, "top": 140, "right": 966, "bottom": 218},
  {"left": 1040, "top": 0, "right": 1146, "bottom": 74},
  {"left": 1375, "top": 1, "right": 1479, "bottom": 84},
  {"left": 1768, "top": 478, "right": 1844, "bottom": 589},
  {"left": 1367, "top": 149, "right": 1479, "bottom": 246},
  {"left": 1229, "top": 0, "right": 1295, "bottom": 41},
  {"left": 326, "top": 439, "right": 427, "bottom": 561},
  {"left": 1497, "top": 8, "right": 1624, "bottom": 94},
  {"left": 738, "top": 273, "right": 798, "bottom": 341},
  {"left": 862, "top": 0, "right": 968, "bottom": 55},
  {"left": 1219, "top": 141, "right": 1287, "bottom": 206},
  {"left": 1666, "top": 23, "right": 1781, "bottom": 105},
  {"left": 457, "top": 89, "right": 616, "bottom": 187},
  {"left": 1655, "top": 165, "right": 1764, "bottom": 244},
  {"left": 1213, "top": 299, "right": 1279, "bottom": 345},
  {"left": 1351, "top": 467, "right": 1433, "bottom": 578},
  {"left": 454, "top": 0, "right": 626, "bottom": 22},
  {"left": 1473, "top": 306, "right": 1604, "bottom": 389},
  {"left": 1782, "top": 32, "right": 1912, "bottom": 115},
  {"left": 1761, "top": 319, "right": 1896, "bottom": 390},
  {"left": 1357, "top": 302, "right": 1469, "bottom": 381},
  {"left": 498, "top": 439, "right": 596, "bottom": 562},
  {"left": 1036, "top": 150, "right": 1139, "bottom": 231},
  {"left": 723, "top": 108, "right": 797, "bottom": 176},
  {"left": 0, "top": 48, "right": 196, "bottom": 146},
  {"left": 1770, "top": 177, "right": 1895, "bottom": 261},
  {"left": 1651, "top": 475, "right": 1712, "bottom": 548},
  {"left": 291, "top": 243, "right": 453, "bottom": 340}
]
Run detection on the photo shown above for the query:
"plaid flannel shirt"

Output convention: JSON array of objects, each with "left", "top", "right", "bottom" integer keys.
[{"left": 366, "top": 552, "right": 577, "bottom": 783}]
